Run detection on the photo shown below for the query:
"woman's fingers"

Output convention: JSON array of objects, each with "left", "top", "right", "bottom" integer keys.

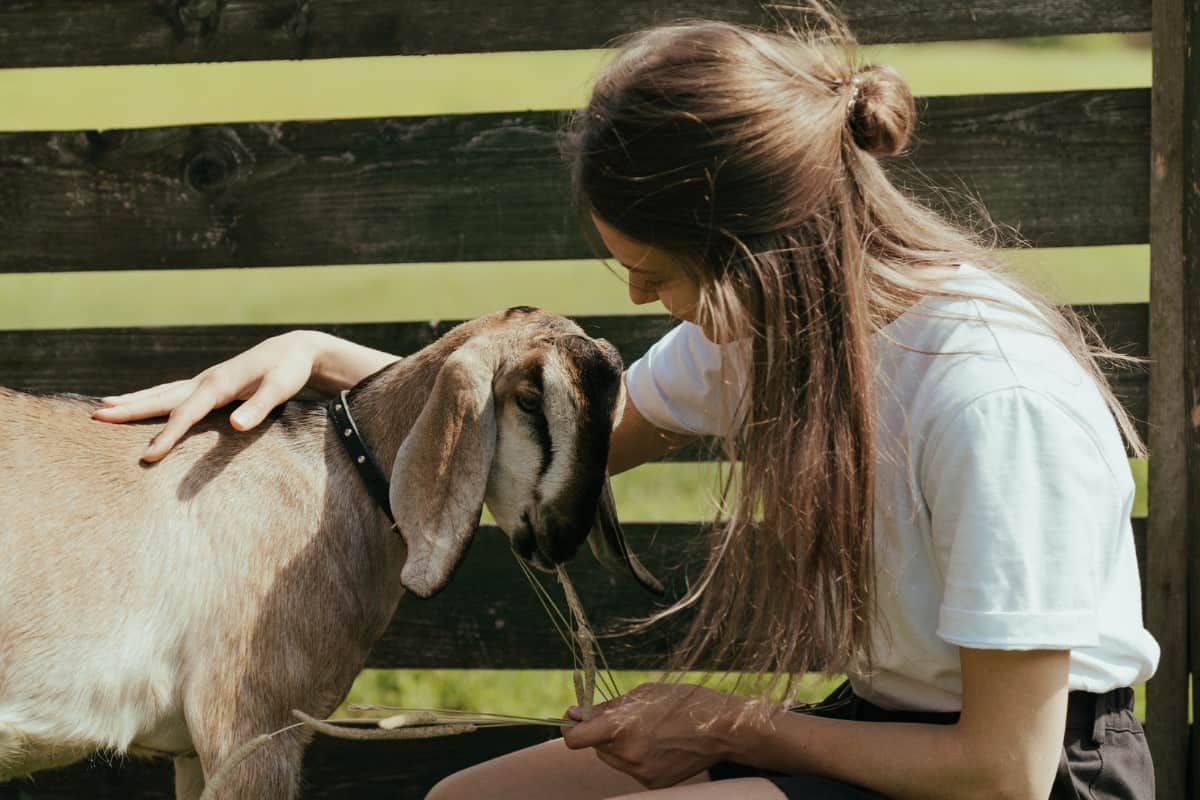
[
  {"left": 228, "top": 366, "right": 310, "bottom": 431},
  {"left": 99, "top": 380, "right": 190, "bottom": 406},
  {"left": 92, "top": 333, "right": 324, "bottom": 462},
  {"left": 139, "top": 381, "right": 233, "bottom": 462},
  {"left": 92, "top": 380, "right": 198, "bottom": 423},
  {"left": 141, "top": 410, "right": 208, "bottom": 463},
  {"left": 562, "top": 714, "right": 619, "bottom": 750},
  {"left": 141, "top": 356, "right": 312, "bottom": 460}
]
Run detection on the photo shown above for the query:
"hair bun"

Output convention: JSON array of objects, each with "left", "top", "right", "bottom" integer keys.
[{"left": 846, "top": 64, "right": 916, "bottom": 156}]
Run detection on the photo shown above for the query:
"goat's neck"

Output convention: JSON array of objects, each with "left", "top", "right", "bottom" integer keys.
[
  {"left": 303, "top": 332, "right": 477, "bottom": 642},
  {"left": 341, "top": 324, "right": 477, "bottom": 478}
]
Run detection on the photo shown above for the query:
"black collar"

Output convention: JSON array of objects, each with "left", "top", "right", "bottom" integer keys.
[{"left": 328, "top": 389, "right": 396, "bottom": 525}]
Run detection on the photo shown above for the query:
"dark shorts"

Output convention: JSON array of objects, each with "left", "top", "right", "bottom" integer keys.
[{"left": 708, "top": 681, "right": 1154, "bottom": 799}]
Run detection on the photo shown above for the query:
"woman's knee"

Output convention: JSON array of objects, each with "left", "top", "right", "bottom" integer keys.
[
  {"left": 425, "top": 767, "right": 469, "bottom": 800},
  {"left": 425, "top": 742, "right": 557, "bottom": 800},
  {"left": 424, "top": 737, "right": 645, "bottom": 800}
]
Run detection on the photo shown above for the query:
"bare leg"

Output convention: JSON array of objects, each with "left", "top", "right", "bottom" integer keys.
[
  {"left": 174, "top": 755, "right": 206, "bottom": 800},
  {"left": 426, "top": 737, "right": 710, "bottom": 800},
  {"left": 610, "top": 779, "right": 787, "bottom": 799}
]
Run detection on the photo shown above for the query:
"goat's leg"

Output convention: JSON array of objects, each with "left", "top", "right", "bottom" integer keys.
[
  {"left": 174, "top": 755, "right": 205, "bottom": 800},
  {"left": 0, "top": 722, "right": 90, "bottom": 783},
  {"left": 192, "top": 725, "right": 307, "bottom": 800},
  {"left": 0, "top": 721, "right": 26, "bottom": 782}
]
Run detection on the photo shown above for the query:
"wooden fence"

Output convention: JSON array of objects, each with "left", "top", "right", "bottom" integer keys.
[{"left": 0, "top": 0, "right": 1193, "bottom": 797}]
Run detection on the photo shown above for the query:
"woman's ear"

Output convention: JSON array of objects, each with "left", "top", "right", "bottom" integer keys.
[
  {"left": 588, "top": 474, "right": 665, "bottom": 595},
  {"left": 389, "top": 347, "right": 497, "bottom": 598}
]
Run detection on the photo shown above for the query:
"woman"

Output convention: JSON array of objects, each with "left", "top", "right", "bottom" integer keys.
[{"left": 95, "top": 8, "right": 1158, "bottom": 798}]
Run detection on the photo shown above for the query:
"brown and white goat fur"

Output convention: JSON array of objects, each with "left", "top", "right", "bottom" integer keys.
[{"left": 0, "top": 307, "right": 658, "bottom": 799}]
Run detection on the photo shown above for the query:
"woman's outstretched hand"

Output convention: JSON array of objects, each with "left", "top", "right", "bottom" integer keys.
[
  {"left": 92, "top": 330, "right": 385, "bottom": 463},
  {"left": 561, "top": 682, "right": 751, "bottom": 790}
]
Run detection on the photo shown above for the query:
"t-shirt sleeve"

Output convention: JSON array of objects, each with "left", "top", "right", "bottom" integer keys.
[
  {"left": 624, "top": 321, "right": 749, "bottom": 437},
  {"left": 921, "top": 386, "right": 1121, "bottom": 651}
]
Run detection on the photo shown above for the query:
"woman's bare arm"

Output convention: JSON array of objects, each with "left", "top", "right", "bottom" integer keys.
[
  {"left": 564, "top": 647, "right": 1069, "bottom": 799},
  {"left": 735, "top": 647, "right": 1070, "bottom": 799},
  {"left": 607, "top": 376, "right": 696, "bottom": 475},
  {"left": 93, "top": 330, "right": 399, "bottom": 461}
]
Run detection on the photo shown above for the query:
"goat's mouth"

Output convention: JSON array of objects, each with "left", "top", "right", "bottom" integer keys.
[{"left": 512, "top": 517, "right": 556, "bottom": 572}]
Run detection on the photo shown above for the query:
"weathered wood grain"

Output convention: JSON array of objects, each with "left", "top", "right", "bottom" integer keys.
[
  {"left": 1144, "top": 0, "right": 1195, "bottom": 794},
  {"left": 0, "top": 316, "right": 673, "bottom": 395},
  {"left": 1186, "top": 0, "right": 1200, "bottom": 786},
  {"left": 0, "top": 303, "right": 1149, "bottom": 444},
  {"left": 368, "top": 522, "right": 696, "bottom": 670},
  {"left": 1188, "top": 43, "right": 1200, "bottom": 800},
  {"left": 0, "top": 0, "right": 1152, "bottom": 69},
  {"left": 1075, "top": 303, "right": 1151, "bottom": 446},
  {"left": 0, "top": 90, "right": 1150, "bottom": 273}
]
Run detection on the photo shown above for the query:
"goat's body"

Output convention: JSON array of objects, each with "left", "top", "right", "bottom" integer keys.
[
  {"left": 0, "top": 309, "right": 633, "bottom": 798},
  {"left": 0, "top": 388, "right": 406, "bottom": 796}
]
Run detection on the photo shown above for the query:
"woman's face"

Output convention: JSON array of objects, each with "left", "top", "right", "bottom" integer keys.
[{"left": 591, "top": 213, "right": 702, "bottom": 325}]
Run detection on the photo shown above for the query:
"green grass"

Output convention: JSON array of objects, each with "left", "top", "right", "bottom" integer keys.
[
  {"left": 0, "top": 244, "right": 1149, "bottom": 332},
  {"left": 337, "top": 670, "right": 847, "bottom": 721},
  {"left": 0, "top": 35, "right": 1148, "bottom": 133},
  {"left": 338, "top": 670, "right": 1149, "bottom": 723}
]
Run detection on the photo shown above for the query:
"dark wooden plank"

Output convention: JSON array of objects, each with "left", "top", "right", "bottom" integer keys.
[
  {"left": 0, "top": 726, "right": 556, "bottom": 799},
  {"left": 297, "top": 730, "right": 559, "bottom": 799},
  {"left": 0, "top": 755, "right": 177, "bottom": 800},
  {"left": 0, "top": 0, "right": 1152, "bottom": 69},
  {"left": 0, "top": 303, "right": 1150, "bottom": 444},
  {"left": 1133, "top": 517, "right": 1147, "bottom": 616},
  {"left": 0, "top": 317, "right": 671, "bottom": 396},
  {"left": 0, "top": 90, "right": 1150, "bottom": 273},
  {"left": 892, "top": 89, "right": 1151, "bottom": 251},
  {"left": 1185, "top": 0, "right": 1200, "bottom": 786},
  {"left": 1145, "top": 0, "right": 1193, "bottom": 794},
  {"left": 1077, "top": 303, "right": 1150, "bottom": 360},
  {"left": 1189, "top": 56, "right": 1200, "bottom": 800},
  {"left": 367, "top": 522, "right": 697, "bottom": 669},
  {"left": 1074, "top": 304, "right": 1151, "bottom": 447}
]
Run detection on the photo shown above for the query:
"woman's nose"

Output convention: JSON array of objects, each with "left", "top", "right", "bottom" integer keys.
[{"left": 628, "top": 282, "right": 657, "bottom": 305}]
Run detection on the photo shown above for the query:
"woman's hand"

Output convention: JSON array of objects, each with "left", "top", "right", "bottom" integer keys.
[
  {"left": 92, "top": 330, "right": 395, "bottom": 462},
  {"left": 561, "top": 682, "right": 748, "bottom": 789}
]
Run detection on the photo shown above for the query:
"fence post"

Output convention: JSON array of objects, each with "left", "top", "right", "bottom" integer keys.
[{"left": 1147, "top": 0, "right": 1198, "bottom": 796}]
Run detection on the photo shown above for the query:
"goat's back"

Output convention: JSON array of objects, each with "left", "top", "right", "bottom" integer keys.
[
  {"left": 0, "top": 387, "right": 349, "bottom": 759},
  {"left": 0, "top": 386, "right": 328, "bottom": 556}
]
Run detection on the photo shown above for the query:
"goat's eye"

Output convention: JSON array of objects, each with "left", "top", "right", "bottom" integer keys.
[{"left": 515, "top": 391, "right": 542, "bottom": 415}]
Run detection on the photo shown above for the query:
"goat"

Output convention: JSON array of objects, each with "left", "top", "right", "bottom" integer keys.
[{"left": 0, "top": 307, "right": 661, "bottom": 799}]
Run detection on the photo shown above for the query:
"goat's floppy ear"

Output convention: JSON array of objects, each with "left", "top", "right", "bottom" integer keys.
[
  {"left": 588, "top": 474, "right": 665, "bottom": 595},
  {"left": 390, "top": 348, "right": 496, "bottom": 598}
]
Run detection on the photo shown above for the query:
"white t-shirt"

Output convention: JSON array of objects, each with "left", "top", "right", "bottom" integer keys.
[{"left": 625, "top": 264, "right": 1160, "bottom": 712}]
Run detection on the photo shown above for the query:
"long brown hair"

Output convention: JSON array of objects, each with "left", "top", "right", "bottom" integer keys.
[{"left": 560, "top": 6, "right": 1144, "bottom": 704}]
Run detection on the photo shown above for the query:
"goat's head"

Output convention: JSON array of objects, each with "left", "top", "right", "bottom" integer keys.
[{"left": 387, "top": 307, "right": 663, "bottom": 599}]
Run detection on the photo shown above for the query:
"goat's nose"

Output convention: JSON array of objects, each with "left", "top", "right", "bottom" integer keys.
[
  {"left": 536, "top": 520, "right": 585, "bottom": 564},
  {"left": 513, "top": 523, "right": 537, "bottom": 560}
]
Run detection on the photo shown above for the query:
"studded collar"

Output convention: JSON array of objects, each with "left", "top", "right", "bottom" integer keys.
[{"left": 327, "top": 389, "right": 396, "bottom": 525}]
